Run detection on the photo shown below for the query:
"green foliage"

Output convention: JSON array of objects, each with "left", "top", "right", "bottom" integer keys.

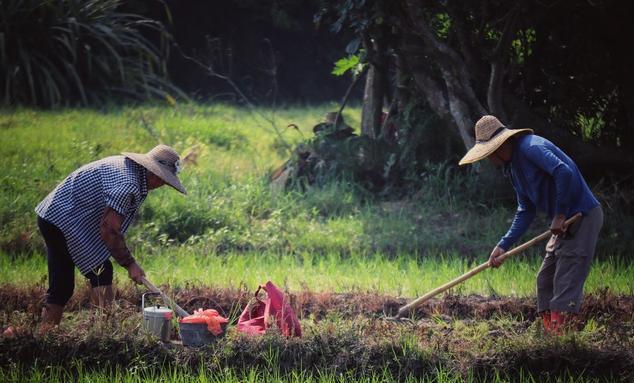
[
  {"left": 284, "top": 126, "right": 401, "bottom": 194},
  {"left": 0, "top": 0, "right": 183, "bottom": 107},
  {"left": 511, "top": 28, "right": 536, "bottom": 65},
  {"left": 320, "top": 0, "right": 396, "bottom": 35},
  {"left": 322, "top": 1, "right": 634, "bottom": 157},
  {"left": 280, "top": 99, "right": 473, "bottom": 199},
  {"left": 432, "top": 13, "right": 451, "bottom": 39},
  {"left": 577, "top": 112, "right": 605, "bottom": 142},
  {"left": 331, "top": 55, "right": 361, "bottom": 76},
  {"left": 317, "top": 0, "right": 401, "bottom": 56},
  {"left": 395, "top": 100, "right": 465, "bottom": 182}
]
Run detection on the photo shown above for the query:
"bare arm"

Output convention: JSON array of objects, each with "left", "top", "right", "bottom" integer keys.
[
  {"left": 100, "top": 208, "right": 145, "bottom": 283},
  {"left": 100, "top": 207, "right": 135, "bottom": 267}
]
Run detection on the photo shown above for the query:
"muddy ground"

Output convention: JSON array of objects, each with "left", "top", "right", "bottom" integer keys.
[
  {"left": 3, "top": 283, "right": 634, "bottom": 322},
  {"left": 1, "top": 284, "right": 633, "bottom": 381}
]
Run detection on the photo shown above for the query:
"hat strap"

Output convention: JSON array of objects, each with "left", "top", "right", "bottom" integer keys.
[{"left": 476, "top": 127, "right": 505, "bottom": 144}]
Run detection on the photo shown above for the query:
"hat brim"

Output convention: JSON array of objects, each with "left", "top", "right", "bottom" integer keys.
[
  {"left": 122, "top": 152, "right": 187, "bottom": 194},
  {"left": 458, "top": 128, "right": 533, "bottom": 165}
]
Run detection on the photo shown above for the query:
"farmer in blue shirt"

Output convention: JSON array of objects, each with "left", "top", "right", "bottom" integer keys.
[{"left": 459, "top": 115, "right": 603, "bottom": 334}]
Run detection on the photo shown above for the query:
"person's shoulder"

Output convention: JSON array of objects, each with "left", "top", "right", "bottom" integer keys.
[
  {"left": 100, "top": 155, "right": 126, "bottom": 166},
  {"left": 95, "top": 155, "right": 128, "bottom": 170},
  {"left": 76, "top": 155, "right": 123, "bottom": 172},
  {"left": 517, "top": 134, "right": 555, "bottom": 151},
  {"left": 519, "top": 133, "right": 544, "bottom": 144},
  {"left": 526, "top": 135, "right": 563, "bottom": 154},
  {"left": 517, "top": 134, "right": 569, "bottom": 165},
  {"left": 70, "top": 156, "right": 119, "bottom": 178},
  {"left": 513, "top": 134, "right": 551, "bottom": 162},
  {"left": 96, "top": 156, "right": 138, "bottom": 183}
]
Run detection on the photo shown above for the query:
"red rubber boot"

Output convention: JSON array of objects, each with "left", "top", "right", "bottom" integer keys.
[
  {"left": 541, "top": 311, "right": 552, "bottom": 332},
  {"left": 550, "top": 311, "right": 578, "bottom": 335}
]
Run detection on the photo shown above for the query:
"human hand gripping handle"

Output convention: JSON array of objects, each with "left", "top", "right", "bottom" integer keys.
[
  {"left": 488, "top": 213, "right": 582, "bottom": 269},
  {"left": 488, "top": 246, "right": 506, "bottom": 268},
  {"left": 549, "top": 214, "right": 566, "bottom": 236},
  {"left": 127, "top": 262, "right": 145, "bottom": 284}
]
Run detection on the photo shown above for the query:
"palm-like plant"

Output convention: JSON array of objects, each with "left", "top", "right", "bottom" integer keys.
[{"left": 0, "top": 0, "right": 183, "bottom": 107}]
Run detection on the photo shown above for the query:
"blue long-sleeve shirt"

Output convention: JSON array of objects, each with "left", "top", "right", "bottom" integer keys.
[{"left": 497, "top": 134, "right": 599, "bottom": 250}]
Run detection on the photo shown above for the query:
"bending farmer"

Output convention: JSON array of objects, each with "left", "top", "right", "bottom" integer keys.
[
  {"left": 459, "top": 116, "right": 602, "bottom": 334},
  {"left": 35, "top": 145, "right": 186, "bottom": 333}
]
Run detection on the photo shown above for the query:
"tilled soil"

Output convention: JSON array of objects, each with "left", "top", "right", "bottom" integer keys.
[
  {"left": 2, "top": 283, "right": 633, "bottom": 323},
  {"left": 1, "top": 283, "right": 633, "bottom": 382}
]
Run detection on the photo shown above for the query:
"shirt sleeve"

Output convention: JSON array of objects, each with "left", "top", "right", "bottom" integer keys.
[
  {"left": 524, "top": 144, "right": 573, "bottom": 216},
  {"left": 104, "top": 183, "right": 138, "bottom": 216},
  {"left": 497, "top": 190, "right": 536, "bottom": 251}
]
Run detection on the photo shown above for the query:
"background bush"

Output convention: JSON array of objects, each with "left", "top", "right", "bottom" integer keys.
[{"left": 0, "top": 0, "right": 183, "bottom": 107}]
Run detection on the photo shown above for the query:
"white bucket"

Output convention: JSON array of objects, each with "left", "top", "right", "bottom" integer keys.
[{"left": 142, "top": 293, "right": 173, "bottom": 342}]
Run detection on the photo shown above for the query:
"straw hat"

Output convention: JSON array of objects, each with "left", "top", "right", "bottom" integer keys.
[
  {"left": 122, "top": 144, "right": 187, "bottom": 194},
  {"left": 458, "top": 115, "right": 533, "bottom": 165}
]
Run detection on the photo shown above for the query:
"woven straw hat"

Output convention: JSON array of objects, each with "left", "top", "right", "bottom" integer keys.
[
  {"left": 122, "top": 144, "right": 186, "bottom": 194},
  {"left": 458, "top": 116, "right": 533, "bottom": 165}
]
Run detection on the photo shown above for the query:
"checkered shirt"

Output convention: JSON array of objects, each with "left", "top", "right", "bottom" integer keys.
[{"left": 35, "top": 156, "right": 148, "bottom": 275}]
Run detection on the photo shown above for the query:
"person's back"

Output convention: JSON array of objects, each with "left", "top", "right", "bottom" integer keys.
[
  {"left": 36, "top": 156, "right": 148, "bottom": 274},
  {"left": 509, "top": 134, "right": 598, "bottom": 219},
  {"left": 497, "top": 134, "right": 600, "bottom": 250},
  {"left": 38, "top": 156, "right": 142, "bottom": 223}
]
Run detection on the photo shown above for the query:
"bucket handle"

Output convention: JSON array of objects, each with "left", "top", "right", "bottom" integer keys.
[
  {"left": 142, "top": 292, "right": 163, "bottom": 311},
  {"left": 254, "top": 284, "right": 268, "bottom": 302}
]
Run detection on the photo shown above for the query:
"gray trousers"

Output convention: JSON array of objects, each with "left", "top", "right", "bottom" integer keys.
[{"left": 536, "top": 206, "right": 604, "bottom": 313}]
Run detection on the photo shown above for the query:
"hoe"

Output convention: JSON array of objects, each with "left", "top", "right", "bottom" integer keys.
[{"left": 387, "top": 213, "right": 582, "bottom": 321}]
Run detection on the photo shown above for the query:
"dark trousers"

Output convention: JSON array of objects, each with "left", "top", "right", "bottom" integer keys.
[
  {"left": 37, "top": 217, "right": 113, "bottom": 305},
  {"left": 536, "top": 206, "right": 604, "bottom": 313}
]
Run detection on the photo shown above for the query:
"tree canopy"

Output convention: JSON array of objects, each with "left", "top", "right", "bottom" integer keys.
[{"left": 318, "top": 0, "right": 634, "bottom": 176}]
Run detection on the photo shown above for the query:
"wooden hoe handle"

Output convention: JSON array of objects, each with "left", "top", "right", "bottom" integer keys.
[
  {"left": 141, "top": 277, "right": 190, "bottom": 318},
  {"left": 395, "top": 213, "right": 582, "bottom": 319}
]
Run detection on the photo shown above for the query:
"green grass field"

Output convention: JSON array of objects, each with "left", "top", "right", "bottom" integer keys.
[
  {"left": 0, "top": 364, "right": 593, "bottom": 383},
  {"left": 2, "top": 250, "right": 634, "bottom": 297},
  {"left": 1, "top": 104, "right": 633, "bottom": 382},
  {"left": 1, "top": 104, "right": 632, "bottom": 296}
]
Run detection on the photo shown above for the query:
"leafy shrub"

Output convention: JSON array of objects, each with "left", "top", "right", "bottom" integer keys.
[
  {"left": 0, "top": 0, "right": 183, "bottom": 107},
  {"left": 276, "top": 102, "right": 479, "bottom": 200}
]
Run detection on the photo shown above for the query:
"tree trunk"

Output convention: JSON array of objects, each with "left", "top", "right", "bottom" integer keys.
[
  {"left": 361, "top": 65, "right": 380, "bottom": 138},
  {"left": 361, "top": 37, "right": 387, "bottom": 138},
  {"left": 394, "top": 53, "right": 410, "bottom": 113},
  {"left": 402, "top": 0, "right": 488, "bottom": 151}
]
